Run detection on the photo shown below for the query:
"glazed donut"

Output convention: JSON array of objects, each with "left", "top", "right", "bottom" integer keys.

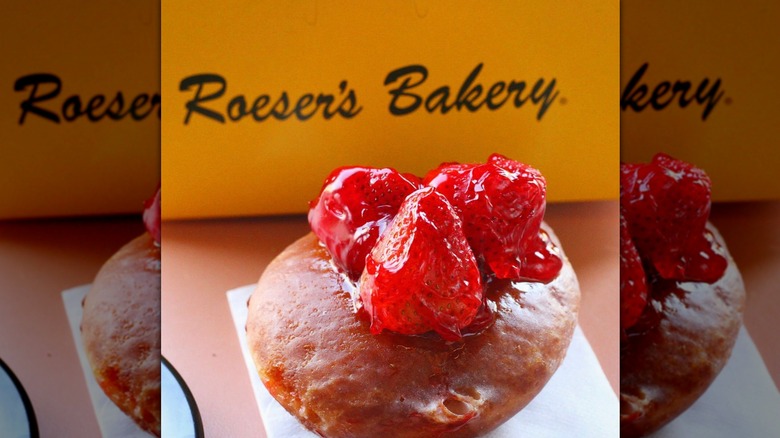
[
  {"left": 620, "top": 225, "right": 745, "bottom": 437},
  {"left": 81, "top": 233, "right": 161, "bottom": 437},
  {"left": 619, "top": 154, "right": 745, "bottom": 437},
  {"left": 246, "top": 224, "right": 580, "bottom": 438}
]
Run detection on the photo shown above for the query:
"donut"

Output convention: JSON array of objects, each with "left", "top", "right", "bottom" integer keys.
[
  {"left": 247, "top": 154, "right": 580, "bottom": 437},
  {"left": 247, "top": 226, "right": 579, "bottom": 437},
  {"left": 81, "top": 185, "right": 161, "bottom": 437},
  {"left": 619, "top": 154, "right": 745, "bottom": 437},
  {"left": 81, "top": 234, "right": 161, "bottom": 437},
  {"left": 620, "top": 225, "right": 745, "bottom": 437}
]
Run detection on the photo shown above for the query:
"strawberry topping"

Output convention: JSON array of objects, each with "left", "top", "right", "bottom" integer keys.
[
  {"left": 620, "top": 153, "right": 726, "bottom": 282},
  {"left": 308, "top": 166, "right": 421, "bottom": 280},
  {"left": 620, "top": 212, "right": 647, "bottom": 331},
  {"left": 359, "top": 188, "right": 483, "bottom": 341},
  {"left": 143, "top": 184, "right": 161, "bottom": 244},
  {"left": 309, "top": 154, "right": 560, "bottom": 340},
  {"left": 424, "top": 153, "right": 561, "bottom": 282}
]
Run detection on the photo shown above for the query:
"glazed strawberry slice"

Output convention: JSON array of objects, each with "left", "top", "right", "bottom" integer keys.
[
  {"left": 424, "top": 154, "right": 561, "bottom": 282},
  {"left": 620, "top": 212, "right": 647, "bottom": 331},
  {"left": 359, "top": 187, "right": 483, "bottom": 341},
  {"left": 309, "top": 167, "right": 421, "bottom": 280},
  {"left": 621, "top": 153, "right": 726, "bottom": 282},
  {"left": 143, "top": 183, "right": 161, "bottom": 244}
]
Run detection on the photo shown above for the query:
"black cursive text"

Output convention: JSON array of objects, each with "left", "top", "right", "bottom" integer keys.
[
  {"left": 384, "top": 63, "right": 559, "bottom": 120},
  {"left": 179, "top": 74, "right": 362, "bottom": 124},
  {"left": 14, "top": 73, "right": 160, "bottom": 125},
  {"left": 621, "top": 63, "right": 724, "bottom": 120}
]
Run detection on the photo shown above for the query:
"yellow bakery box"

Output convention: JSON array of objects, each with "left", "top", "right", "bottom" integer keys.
[
  {"left": 162, "top": 1, "right": 620, "bottom": 219},
  {"left": 0, "top": 1, "right": 160, "bottom": 219},
  {"left": 622, "top": 1, "right": 780, "bottom": 201}
]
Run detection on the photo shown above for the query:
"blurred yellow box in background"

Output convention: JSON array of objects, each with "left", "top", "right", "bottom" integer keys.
[
  {"left": 0, "top": 1, "right": 160, "bottom": 220},
  {"left": 162, "top": 1, "right": 619, "bottom": 219},
  {"left": 622, "top": 1, "right": 780, "bottom": 201}
]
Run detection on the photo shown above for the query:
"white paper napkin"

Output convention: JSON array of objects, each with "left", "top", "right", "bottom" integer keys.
[
  {"left": 649, "top": 327, "right": 780, "bottom": 437},
  {"left": 0, "top": 361, "right": 32, "bottom": 438},
  {"left": 228, "top": 285, "right": 619, "bottom": 437},
  {"left": 62, "top": 285, "right": 153, "bottom": 438}
]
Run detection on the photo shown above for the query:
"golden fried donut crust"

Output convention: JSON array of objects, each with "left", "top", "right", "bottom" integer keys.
[
  {"left": 82, "top": 234, "right": 161, "bottom": 437},
  {"left": 247, "top": 224, "right": 580, "bottom": 438}
]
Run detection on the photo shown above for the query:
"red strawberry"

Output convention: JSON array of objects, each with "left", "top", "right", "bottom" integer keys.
[
  {"left": 621, "top": 153, "right": 726, "bottom": 282},
  {"left": 423, "top": 154, "right": 561, "bottom": 282},
  {"left": 308, "top": 166, "right": 421, "bottom": 280},
  {"left": 143, "top": 183, "right": 161, "bottom": 244},
  {"left": 359, "top": 187, "right": 483, "bottom": 341},
  {"left": 620, "top": 212, "right": 647, "bottom": 331}
]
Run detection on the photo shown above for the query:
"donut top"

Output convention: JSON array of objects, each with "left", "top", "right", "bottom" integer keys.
[
  {"left": 620, "top": 153, "right": 727, "bottom": 332},
  {"left": 308, "top": 154, "right": 562, "bottom": 341},
  {"left": 81, "top": 234, "right": 162, "bottom": 436}
]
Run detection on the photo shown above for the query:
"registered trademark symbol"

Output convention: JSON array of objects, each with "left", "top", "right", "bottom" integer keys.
[{"left": 559, "top": 97, "right": 568, "bottom": 105}]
